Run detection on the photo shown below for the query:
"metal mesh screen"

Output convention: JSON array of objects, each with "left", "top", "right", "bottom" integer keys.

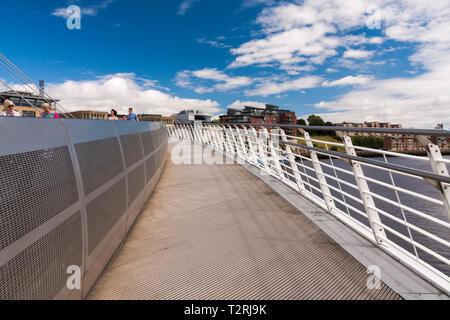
[
  {"left": 120, "top": 133, "right": 144, "bottom": 168},
  {"left": 75, "top": 137, "right": 123, "bottom": 195},
  {"left": 140, "top": 131, "right": 155, "bottom": 156},
  {"left": 86, "top": 178, "right": 127, "bottom": 255},
  {"left": 145, "top": 156, "right": 156, "bottom": 183},
  {"left": 0, "top": 120, "right": 168, "bottom": 300},
  {"left": 0, "top": 212, "right": 83, "bottom": 300},
  {"left": 0, "top": 146, "right": 79, "bottom": 250},
  {"left": 128, "top": 164, "right": 145, "bottom": 206}
]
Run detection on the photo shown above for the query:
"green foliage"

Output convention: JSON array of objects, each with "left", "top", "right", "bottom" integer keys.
[
  {"left": 351, "top": 136, "right": 384, "bottom": 149},
  {"left": 297, "top": 118, "right": 307, "bottom": 125},
  {"left": 306, "top": 115, "right": 335, "bottom": 136},
  {"left": 307, "top": 115, "right": 326, "bottom": 126}
]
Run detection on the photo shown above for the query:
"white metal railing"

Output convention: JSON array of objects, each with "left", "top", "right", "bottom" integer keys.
[{"left": 167, "top": 123, "right": 450, "bottom": 294}]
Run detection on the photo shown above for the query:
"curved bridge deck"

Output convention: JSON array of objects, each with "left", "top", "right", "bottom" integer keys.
[{"left": 88, "top": 146, "right": 401, "bottom": 300}]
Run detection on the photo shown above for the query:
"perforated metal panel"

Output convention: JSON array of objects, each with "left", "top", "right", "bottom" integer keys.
[
  {"left": 0, "top": 119, "right": 168, "bottom": 300},
  {"left": 0, "top": 212, "right": 83, "bottom": 300},
  {"left": 127, "top": 164, "right": 145, "bottom": 206},
  {"left": 120, "top": 134, "right": 144, "bottom": 168},
  {"left": 75, "top": 137, "right": 124, "bottom": 195},
  {"left": 87, "top": 179, "right": 127, "bottom": 255},
  {"left": 140, "top": 131, "right": 155, "bottom": 156},
  {"left": 0, "top": 146, "right": 79, "bottom": 250},
  {"left": 145, "top": 156, "right": 156, "bottom": 183}
]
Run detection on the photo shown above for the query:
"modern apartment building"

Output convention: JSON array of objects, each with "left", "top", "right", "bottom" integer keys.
[{"left": 219, "top": 104, "right": 296, "bottom": 136}]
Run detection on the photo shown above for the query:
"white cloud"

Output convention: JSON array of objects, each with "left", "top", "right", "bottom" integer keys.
[
  {"left": 242, "top": 0, "right": 276, "bottom": 9},
  {"left": 175, "top": 68, "right": 253, "bottom": 93},
  {"left": 245, "top": 76, "right": 322, "bottom": 97},
  {"left": 315, "top": 63, "right": 450, "bottom": 127},
  {"left": 40, "top": 73, "right": 220, "bottom": 116},
  {"left": 342, "top": 49, "right": 374, "bottom": 59},
  {"left": 230, "top": 0, "right": 450, "bottom": 127},
  {"left": 229, "top": 24, "right": 339, "bottom": 68},
  {"left": 322, "top": 75, "right": 372, "bottom": 87},
  {"left": 178, "top": 0, "right": 200, "bottom": 16},
  {"left": 326, "top": 68, "right": 338, "bottom": 73},
  {"left": 52, "top": 0, "right": 116, "bottom": 18},
  {"left": 226, "top": 100, "right": 267, "bottom": 110},
  {"left": 197, "top": 38, "right": 231, "bottom": 49}
]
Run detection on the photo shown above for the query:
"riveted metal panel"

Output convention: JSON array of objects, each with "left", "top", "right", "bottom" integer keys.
[
  {"left": 87, "top": 179, "right": 127, "bottom": 255},
  {"left": 127, "top": 164, "right": 145, "bottom": 206},
  {"left": 75, "top": 137, "right": 123, "bottom": 195},
  {"left": 0, "top": 212, "right": 82, "bottom": 300},
  {"left": 0, "top": 146, "right": 79, "bottom": 250}
]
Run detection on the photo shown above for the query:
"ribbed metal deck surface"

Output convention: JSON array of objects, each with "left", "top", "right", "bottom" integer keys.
[{"left": 89, "top": 147, "right": 402, "bottom": 300}]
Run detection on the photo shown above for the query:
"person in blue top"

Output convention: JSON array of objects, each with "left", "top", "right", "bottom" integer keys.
[{"left": 127, "top": 108, "right": 139, "bottom": 121}]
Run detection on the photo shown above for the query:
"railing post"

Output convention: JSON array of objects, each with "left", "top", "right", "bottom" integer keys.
[
  {"left": 228, "top": 126, "right": 242, "bottom": 159},
  {"left": 246, "top": 126, "right": 259, "bottom": 164},
  {"left": 234, "top": 126, "right": 249, "bottom": 162},
  {"left": 214, "top": 126, "right": 225, "bottom": 151},
  {"left": 301, "top": 129, "right": 337, "bottom": 214},
  {"left": 181, "top": 124, "right": 188, "bottom": 140},
  {"left": 204, "top": 125, "right": 213, "bottom": 146},
  {"left": 187, "top": 124, "right": 194, "bottom": 141},
  {"left": 342, "top": 135, "right": 387, "bottom": 245},
  {"left": 223, "top": 125, "right": 234, "bottom": 155},
  {"left": 257, "top": 128, "right": 271, "bottom": 173},
  {"left": 279, "top": 128, "right": 306, "bottom": 193},
  {"left": 200, "top": 124, "right": 208, "bottom": 145},
  {"left": 269, "top": 129, "right": 285, "bottom": 180},
  {"left": 210, "top": 125, "right": 219, "bottom": 149},
  {"left": 193, "top": 124, "right": 201, "bottom": 143},
  {"left": 417, "top": 136, "right": 450, "bottom": 221}
]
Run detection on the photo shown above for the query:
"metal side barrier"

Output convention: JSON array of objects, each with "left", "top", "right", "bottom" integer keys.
[{"left": 0, "top": 117, "right": 168, "bottom": 300}]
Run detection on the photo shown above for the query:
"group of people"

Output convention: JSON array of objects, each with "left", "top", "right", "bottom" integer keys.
[
  {"left": 0, "top": 99, "right": 59, "bottom": 118},
  {"left": 109, "top": 108, "right": 139, "bottom": 121},
  {"left": 1, "top": 100, "right": 139, "bottom": 121}
]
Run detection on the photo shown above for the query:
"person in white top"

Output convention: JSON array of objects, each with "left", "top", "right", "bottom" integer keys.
[
  {"left": 1, "top": 99, "right": 20, "bottom": 117},
  {"left": 109, "top": 109, "right": 119, "bottom": 120}
]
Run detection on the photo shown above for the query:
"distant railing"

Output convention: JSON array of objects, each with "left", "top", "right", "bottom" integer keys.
[{"left": 167, "top": 123, "right": 450, "bottom": 295}]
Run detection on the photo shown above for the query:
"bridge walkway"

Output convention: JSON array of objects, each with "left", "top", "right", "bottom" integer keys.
[{"left": 88, "top": 146, "right": 401, "bottom": 300}]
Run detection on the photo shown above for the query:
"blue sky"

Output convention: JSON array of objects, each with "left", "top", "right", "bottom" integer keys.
[{"left": 3, "top": 0, "right": 450, "bottom": 128}]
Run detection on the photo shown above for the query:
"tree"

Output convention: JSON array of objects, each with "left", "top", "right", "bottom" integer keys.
[
  {"left": 351, "top": 136, "right": 384, "bottom": 149},
  {"left": 306, "top": 115, "right": 335, "bottom": 136},
  {"left": 297, "top": 118, "right": 307, "bottom": 125},
  {"left": 307, "top": 115, "right": 326, "bottom": 126}
]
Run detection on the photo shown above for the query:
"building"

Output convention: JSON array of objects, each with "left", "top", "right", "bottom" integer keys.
[
  {"left": 173, "top": 110, "right": 212, "bottom": 124},
  {"left": 336, "top": 121, "right": 403, "bottom": 137},
  {"left": 63, "top": 110, "right": 109, "bottom": 120},
  {"left": 0, "top": 90, "right": 59, "bottom": 117},
  {"left": 383, "top": 136, "right": 427, "bottom": 152},
  {"left": 219, "top": 104, "right": 296, "bottom": 136},
  {"left": 139, "top": 114, "right": 174, "bottom": 125}
]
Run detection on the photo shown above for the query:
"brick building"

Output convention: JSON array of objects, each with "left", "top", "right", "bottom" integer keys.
[{"left": 219, "top": 104, "right": 296, "bottom": 135}]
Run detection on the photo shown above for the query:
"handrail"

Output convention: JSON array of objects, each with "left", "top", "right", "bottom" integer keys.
[
  {"left": 282, "top": 141, "right": 450, "bottom": 184},
  {"left": 213, "top": 122, "right": 450, "bottom": 137},
  {"left": 168, "top": 123, "right": 450, "bottom": 295}
]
